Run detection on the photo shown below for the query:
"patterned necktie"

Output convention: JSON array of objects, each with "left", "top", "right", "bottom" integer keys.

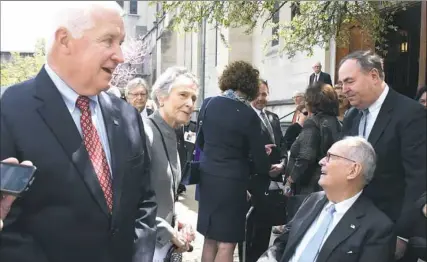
[
  {"left": 358, "top": 109, "right": 370, "bottom": 139},
  {"left": 260, "top": 111, "right": 275, "bottom": 142},
  {"left": 298, "top": 204, "right": 336, "bottom": 262},
  {"left": 76, "top": 96, "right": 113, "bottom": 212}
]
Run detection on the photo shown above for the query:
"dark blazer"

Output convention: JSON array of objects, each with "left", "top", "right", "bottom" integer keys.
[
  {"left": 283, "top": 122, "right": 302, "bottom": 150},
  {"left": 0, "top": 68, "right": 157, "bottom": 262},
  {"left": 342, "top": 88, "right": 426, "bottom": 236},
  {"left": 249, "top": 109, "right": 287, "bottom": 189},
  {"left": 197, "top": 96, "right": 270, "bottom": 181},
  {"left": 309, "top": 71, "right": 333, "bottom": 86},
  {"left": 258, "top": 191, "right": 395, "bottom": 262}
]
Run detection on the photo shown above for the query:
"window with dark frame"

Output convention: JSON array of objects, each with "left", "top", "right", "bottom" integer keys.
[
  {"left": 130, "top": 0, "right": 138, "bottom": 15},
  {"left": 271, "top": 1, "right": 280, "bottom": 47},
  {"left": 291, "top": 2, "right": 300, "bottom": 20}
]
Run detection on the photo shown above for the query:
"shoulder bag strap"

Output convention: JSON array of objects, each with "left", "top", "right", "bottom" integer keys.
[{"left": 149, "top": 118, "right": 177, "bottom": 213}]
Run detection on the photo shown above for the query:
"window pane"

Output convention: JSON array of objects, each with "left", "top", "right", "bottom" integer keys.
[{"left": 130, "top": 0, "right": 138, "bottom": 14}]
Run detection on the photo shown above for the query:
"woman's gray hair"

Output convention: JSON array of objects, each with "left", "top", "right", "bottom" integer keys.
[
  {"left": 341, "top": 136, "right": 377, "bottom": 185},
  {"left": 124, "top": 77, "right": 149, "bottom": 98},
  {"left": 151, "top": 66, "right": 199, "bottom": 106}
]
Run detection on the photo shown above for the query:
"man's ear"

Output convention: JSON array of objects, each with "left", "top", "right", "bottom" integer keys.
[
  {"left": 54, "top": 27, "right": 72, "bottom": 55},
  {"left": 347, "top": 163, "right": 363, "bottom": 181}
]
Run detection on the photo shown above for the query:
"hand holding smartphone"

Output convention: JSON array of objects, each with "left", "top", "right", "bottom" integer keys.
[{"left": 0, "top": 158, "right": 36, "bottom": 230}]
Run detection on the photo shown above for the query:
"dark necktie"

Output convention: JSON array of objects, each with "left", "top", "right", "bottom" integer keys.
[
  {"left": 76, "top": 96, "right": 113, "bottom": 212},
  {"left": 260, "top": 111, "right": 275, "bottom": 142}
]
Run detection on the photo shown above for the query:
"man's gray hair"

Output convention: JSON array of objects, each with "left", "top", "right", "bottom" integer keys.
[
  {"left": 341, "top": 136, "right": 377, "bottom": 185},
  {"left": 338, "top": 50, "right": 385, "bottom": 80},
  {"left": 151, "top": 66, "right": 199, "bottom": 106},
  {"left": 45, "top": 1, "right": 124, "bottom": 54},
  {"left": 125, "top": 78, "right": 149, "bottom": 98}
]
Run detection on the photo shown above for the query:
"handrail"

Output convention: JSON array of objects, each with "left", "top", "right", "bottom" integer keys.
[{"left": 279, "top": 110, "right": 296, "bottom": 121}]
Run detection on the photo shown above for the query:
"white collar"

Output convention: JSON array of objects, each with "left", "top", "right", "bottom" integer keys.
[
  {"left": 44, "top": 63, "right": 98, "bottom": 113},
  {"left": 251, "top": 104, "right": 265, "bottom": 115},
  {"left": 326, "top": 190, "right": 363, "bottom": 214},
  {"left": 367, "top": 84, "right": 389, "bottom": 113}
]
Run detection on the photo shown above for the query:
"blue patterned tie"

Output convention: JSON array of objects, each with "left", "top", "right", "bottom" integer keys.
[
  {"left": 358, "top": 109, "right": 370, "bottom": 139},
  {"left": 298, "top": 204, "right": 336, "bottom": 262}
]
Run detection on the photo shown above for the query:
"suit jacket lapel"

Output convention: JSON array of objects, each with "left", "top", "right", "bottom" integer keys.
[
  {"left": 282, "top": 196, "right": 328, "bottom": 261},
  {"left": 34, "top": 67, "right": 110, "bottom": 217},
  {"left": 367, "top": 89, "right": 395, "bottom": 146},
  {"left": 98, "top": 93, "right": 125, "bottom": 221},
  {"left": 316, "top": 196, "right": 366, "bottom": 262}
]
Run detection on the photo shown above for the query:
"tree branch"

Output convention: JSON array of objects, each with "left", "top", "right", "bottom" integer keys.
[{"left": 262, "top": 1, "right": 288, "bottom": 29}]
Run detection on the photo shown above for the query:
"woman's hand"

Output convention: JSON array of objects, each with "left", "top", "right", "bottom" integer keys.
[
  {"left": 178, "top": 221, "right": 195, "bottom": 243},
  {"left": 171, "top": 231, "right": 189, "bottom": 253}
]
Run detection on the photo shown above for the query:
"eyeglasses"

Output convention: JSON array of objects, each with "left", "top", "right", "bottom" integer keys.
[
  {"left": 325, "top": 152, "right": 356, "bottom": 163},
  {"left": 129, "top": 92, "right": 147, "bottom": 97}
]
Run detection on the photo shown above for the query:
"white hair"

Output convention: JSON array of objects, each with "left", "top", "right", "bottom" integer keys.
[
  {"left": 293, "top": 90, "right": 305, "bottom": 97},
  {"left": 151, "top": 66, "right": 199, "bottom": 106},
  {"left": 341, "top": 136, "right": 377, "bottom": 185},
  {"left": 45, "top": 1, "right": 124, "bottom": 54},
  {"left": 125, "top": 78, "right": 149, "bottom": 98}
]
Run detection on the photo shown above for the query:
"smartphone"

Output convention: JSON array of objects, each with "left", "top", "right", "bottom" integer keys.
[{"left": 0, "top": 162, "right": 37, "bottom": 196}]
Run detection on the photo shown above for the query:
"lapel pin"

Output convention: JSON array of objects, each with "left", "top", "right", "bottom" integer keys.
[
  {"left": 350, "top": 224, "right": 355, "bottom": 229},
  {"left": 347, "top": 250, "right": 353, "bottom": 254},
  {"left": 113, "top": 120, "right": 119, "bottom": 126}
]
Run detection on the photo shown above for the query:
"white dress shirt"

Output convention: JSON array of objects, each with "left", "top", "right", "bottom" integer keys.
[
  {"left": 359, "top": 85, "right": 389, "bottom": 139},
  {"left": 44, "top": 64, "right": 112, "bottom": 173},
  {"left": 289, "top": 191, "right": 363, "bottom": 262},
  {"left": 251, "top": 105, "right": 269, "bottom": 127}
]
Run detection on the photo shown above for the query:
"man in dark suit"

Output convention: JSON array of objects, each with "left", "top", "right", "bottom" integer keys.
[
  {"left": 339, "top": 50, "right": 426, "bottom": 261},
  {"left": 124, "top": 77, "right": 153, "bottom": 119},
  {"left": 0, "top": 2, "right": 157, "bottom": 262},
  {"left": 258, "top": 136, "right": 395, "bottom": 262},
  {"left": 309, "top": 62, "right": 333, "bottom": 86},
  {"left": 244, "top": 79, "right": 288, "bottom": 262}
]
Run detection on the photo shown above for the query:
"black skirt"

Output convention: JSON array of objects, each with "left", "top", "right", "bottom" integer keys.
[{"left": 197, "top": 171, "right": 248, "bottom": 243}]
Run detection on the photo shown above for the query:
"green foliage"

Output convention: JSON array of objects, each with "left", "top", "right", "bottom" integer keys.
[
  {"left": 1, "top": 38, "right": 46, "bottom": 86},
  {"left": 156, "top": 1, "right": 406, "bottom": 58}
]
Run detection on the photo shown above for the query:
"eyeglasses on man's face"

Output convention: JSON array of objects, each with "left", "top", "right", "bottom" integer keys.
[
  {"left": 129, "top": 92, "right": 147, "bottom": 97},
  {"left": 325, "top": 152, "right": 356, "bottom": 163}
]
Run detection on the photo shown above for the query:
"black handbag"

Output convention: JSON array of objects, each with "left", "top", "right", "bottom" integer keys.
[
  {"left": 252, "top": 182, "right": 287, "bottom": 226},
  {"left": 181, "top": 161, "right": 200, "bottom": 185}
]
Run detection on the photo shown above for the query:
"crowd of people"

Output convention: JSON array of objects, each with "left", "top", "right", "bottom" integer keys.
[{"left": 0, "top": 2, "right": 426, "bottom": 262}]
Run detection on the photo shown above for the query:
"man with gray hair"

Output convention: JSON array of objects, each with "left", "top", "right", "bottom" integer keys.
[
  {"left": 309, "top": 61, "right": 333, "bottom": 86},
  {"left": 124, "top": 77, "right": 153, "bottom": 118},
  {"left": 339, "top": 50, "right": 426, "bottom": 260},
  {"left": 259, "top": 136, "right": 395, "bottom": 262},
  {"left": 0, "top": 2, "right": 157, "bottom": 262}
]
